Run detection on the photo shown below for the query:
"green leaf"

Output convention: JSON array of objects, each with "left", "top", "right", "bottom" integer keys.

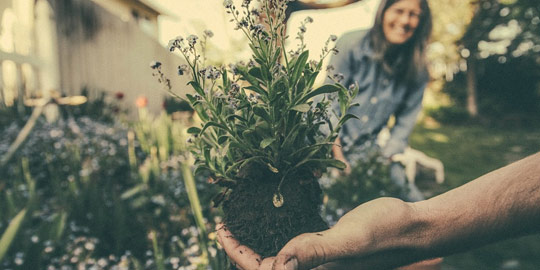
[
  {"left": 204, "top": 147, "right": 211, "bottom": 164},
  {"left": 187, "top": 81, "right": 205, "bottom": 96},
  {"left": 253, "top": 106, "right": 272, "bottom": 123},
  {"left": 225, "top": 156, "right": 267, "bottom": 175},
  {"left": 272, "top": 47, "right": 282, "bottom": 66},
  {"left": 249, "top": 43, "right": 264, "bottom": 61},
  {"left": 187, "top": 127, "right": 202, "bottom": 134},
  {"left": 281, "top": 124, "right": 303, "bottom": 150},
  {"left": 237, "top": 67, "right": 268, "bottom": 98},
  {"left": 230, "top": 141, "right": 250, "bottom": 151},
  {"left": 249, "top": 67, "right": 264, "bottom": 81},
  {"left": 186, "top": 93, "right": 196, "bottom": 104},
  {"left": 299, "top": 84, "right": 340, "bottom": 104},
  {"left": 200, "top": 121, "right": 228, "bottom": 134},
  {"left": 227, "top": 114, "right": 247, "bottom": 123},
  {"left": 338, "top": 87, "right": 348, "bottom": 115},
  {"left": 218, "top": 135, "right": 229, "bottom": 144},
  {"left": 51, "top": 211, "right": 67, "bottom": 241},
  {"left": 222, "top": 68, "right": 230, "bottom": 93},
  {"left": 120, "top": 183, "right": 147, "bottom": 199},
  {"left": 290, "top": 142, "right": 334, "bottom": 159},
  {"left": 244, "top": 86, "right": 268, "bottom": 98},
  {"left": 338, "top": 113, "right": 359, "bottom": 127},
  {"left": 306, "top": 71, "right": 319, "bottom": 90},
  {"left": 293, "top": 51, "right": 309, "bottom": 83},
  {"left": 291, "top": 103, "right": 311, "bottom": 112},
  {"left": 295, "top": 158, "right": 346, "bottom": 170},
  {"left": 0, "top": 208, "right": 27, "bottom": 261},
  {"left": 260, "top": 138, "right": 276, "bottom": 149}
]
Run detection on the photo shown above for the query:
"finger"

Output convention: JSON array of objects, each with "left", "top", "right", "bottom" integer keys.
[
  {"left": 216, "top": 224, "right": 263, "bottom": 270},
  {"left": 272, "top": 231, "right": 337, "bottom": 270},
  {"left": 259, "top": 257, "right": 276, "bottom": 270}
]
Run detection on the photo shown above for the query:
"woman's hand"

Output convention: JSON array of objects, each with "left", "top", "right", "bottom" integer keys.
[{"left": 332, "top": 137, "right": 351, "bottom": 176}]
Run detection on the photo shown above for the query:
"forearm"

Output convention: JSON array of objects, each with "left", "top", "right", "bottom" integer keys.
[
  {"left": 399, "top": 152, "right": 540, "bottom": 258},
  {"left": 270, "top": 153, "right": 540, "bottom": 270},
  {"left": 345, "top": 152, "right": 540, "bottom": 268}
]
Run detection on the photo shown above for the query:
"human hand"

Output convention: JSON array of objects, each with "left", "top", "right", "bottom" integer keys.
[
  {"left": 215, "top": 223, "right": 276, "bottom": 269},
  {"left": 217, "top": 198, "right": 423, "bottom": 270},
  {"left": 216, "top": 222, "right": 344, "bottom": 270}
]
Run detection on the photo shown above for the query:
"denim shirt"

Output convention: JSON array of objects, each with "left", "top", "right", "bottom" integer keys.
[{"left": 326, "top": 29, "right": 427, "bottom": 158}]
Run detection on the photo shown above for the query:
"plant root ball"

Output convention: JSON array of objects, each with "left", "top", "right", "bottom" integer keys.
[{"left": 222, "top": 174, "right": 328, "bottom": 257}]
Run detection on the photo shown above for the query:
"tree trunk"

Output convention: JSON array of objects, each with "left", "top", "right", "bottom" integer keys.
[{"left": 466, "top": 58, "right": 478, "bottom": 117}]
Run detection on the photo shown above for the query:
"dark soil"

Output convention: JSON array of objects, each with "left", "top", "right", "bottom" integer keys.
[{"left": 222, "top": 168, "right": 328, "bottom": 257}]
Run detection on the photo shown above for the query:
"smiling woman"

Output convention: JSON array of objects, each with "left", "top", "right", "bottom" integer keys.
[
  {"left": 382, "top": 0, "right": 422, "bottom": 44},
  {"left": 327, "top": 0, "right": 432, "bottom": 198}
]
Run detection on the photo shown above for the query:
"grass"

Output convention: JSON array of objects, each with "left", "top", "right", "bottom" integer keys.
[{"left": 409, "top": 119, "right": 540, "bottom": 270}]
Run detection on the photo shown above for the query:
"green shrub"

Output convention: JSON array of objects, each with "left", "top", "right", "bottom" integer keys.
[
  {"left": 0, "top": 110, "right": 225, "bottom": 269},
  {"left": 323, "top": 147, "right": 403, "bottom": 224}
]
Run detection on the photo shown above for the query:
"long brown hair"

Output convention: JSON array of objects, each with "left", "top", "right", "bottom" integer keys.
[{"left": 368, "top": 0, "right": 432, "bottom": 85}]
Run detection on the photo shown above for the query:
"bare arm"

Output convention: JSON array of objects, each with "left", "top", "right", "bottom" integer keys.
[
  {"left": 269, "top": 152, "right": 540, "bottom": 269},
  {"left": 219, "top": 152, "right": 540, "bottom": 269},
  {"left": 411, "top": 151, "right": 540, "bottom": 256}
]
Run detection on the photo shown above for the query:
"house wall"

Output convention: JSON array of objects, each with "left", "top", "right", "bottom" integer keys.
[
  {"left": 91, "top": 0, "right": 160, "bottom": 39},
  {"left": 52, "top": 0, "right": 188, "bottom": 115}
]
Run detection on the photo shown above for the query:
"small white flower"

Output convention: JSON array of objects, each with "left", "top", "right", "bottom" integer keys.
[
  {"left": 223, "top": 0, "right": 233, "bottom": 8},
  {"left": 187, "top": 35, "right": 198, "bottom": 46},
  {"left": 203, "top": 30, "right": 214, "bottom": 38}
]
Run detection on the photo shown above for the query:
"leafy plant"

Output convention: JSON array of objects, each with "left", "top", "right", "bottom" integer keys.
[
  {"left": 0, "top": 110, "right": 226, "bottom": 269},
  {"left": 154, "top": 0, "right": 357, "bottom": 206}
]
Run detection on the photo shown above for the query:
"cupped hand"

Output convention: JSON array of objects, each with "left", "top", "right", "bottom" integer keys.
[
  {"left": 216, "top": 222, "right": 346, "bottom": 270},
  {"left": 217, "top": 197, "right": 427, "bottom": 270}
]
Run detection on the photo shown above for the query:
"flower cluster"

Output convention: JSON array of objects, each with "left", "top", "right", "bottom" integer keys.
[{"left": 291, "top": 16, "right": 314, "bottom": 57}]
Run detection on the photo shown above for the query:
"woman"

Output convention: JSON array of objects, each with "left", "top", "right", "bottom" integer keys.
[{"left": 329, "top": 0, "right": 432, "bottom": 202}]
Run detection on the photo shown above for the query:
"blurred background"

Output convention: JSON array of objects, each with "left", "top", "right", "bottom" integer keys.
[{"left": 1, "top": 0, "right": 539, "bottom": 269}]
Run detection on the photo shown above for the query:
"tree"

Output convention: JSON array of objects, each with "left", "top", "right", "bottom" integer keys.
[{"left": 460, "top": 0, "right": 540, "bottom": 117}]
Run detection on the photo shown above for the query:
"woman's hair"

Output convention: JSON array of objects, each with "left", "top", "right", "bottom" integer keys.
[{"left": 368, "top": 0, "right": 432, "bottom": 85}]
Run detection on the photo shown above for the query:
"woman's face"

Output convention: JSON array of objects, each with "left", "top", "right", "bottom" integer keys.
[{"left": 382, "top": 0, "right": 422, "bottom": 45}]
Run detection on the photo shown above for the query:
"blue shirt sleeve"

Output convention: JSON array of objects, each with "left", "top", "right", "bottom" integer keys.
[{"left": 382, "top": 81, "right": 426, "bottom": 158}]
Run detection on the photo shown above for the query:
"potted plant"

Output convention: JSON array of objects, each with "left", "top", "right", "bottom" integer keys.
[{"left": 153, "top": 0, "right": 358, "bottom": 258}]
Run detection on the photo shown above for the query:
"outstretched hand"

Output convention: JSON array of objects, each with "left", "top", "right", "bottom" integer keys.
[{"left": 216, "top": 198, "right": 432, "bottom": 270}]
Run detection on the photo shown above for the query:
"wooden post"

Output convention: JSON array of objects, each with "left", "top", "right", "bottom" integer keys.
[{"left": 466, "top": 58, "right": 478, "bottom": 117}]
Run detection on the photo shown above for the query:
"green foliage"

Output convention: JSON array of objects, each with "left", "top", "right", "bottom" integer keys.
[
  {"left": 159, "top": 0, "right": 356, "bottom": 197},
  {"left": 0, "top": 110, "right": 226, "bottom": 269},
  {"left": 442, "top": 59, "right": 540, "bottom": 123},
  {"left": 425, "top": 105, "right": 471, "bottom": 125},
  {"left": 323, "top": 147, "right": 403, "bottom": 223}
]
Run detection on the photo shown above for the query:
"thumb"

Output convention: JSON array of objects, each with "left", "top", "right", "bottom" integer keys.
[{"left": 272, "top": 231, "right": 339, "bottom": 270}]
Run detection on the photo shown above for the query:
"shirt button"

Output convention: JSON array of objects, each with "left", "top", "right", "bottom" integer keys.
[
  {"left": 370, "top": 97, "right": 378, "bottom": 104},
  {"left": 361, "top": 115, "right": 369, "bottom": 123}
]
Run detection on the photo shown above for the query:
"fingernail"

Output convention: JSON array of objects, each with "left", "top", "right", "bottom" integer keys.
[{"left": 283, "top": 258, "right": 298, "bottom": 270}]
